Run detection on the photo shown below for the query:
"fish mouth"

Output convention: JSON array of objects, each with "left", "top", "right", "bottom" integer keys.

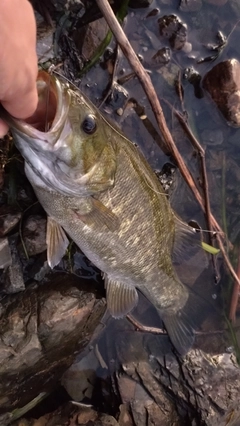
[
  {"left": 1, "top": 70, "right": 70, "bottom": 145},
  {"left": 25, "top": 71, "right": 59, "bottom": 133}
]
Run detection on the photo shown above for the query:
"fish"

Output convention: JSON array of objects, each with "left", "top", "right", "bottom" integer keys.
[{"left": 0, "top": 70, "right": 203, "bottom": 355}]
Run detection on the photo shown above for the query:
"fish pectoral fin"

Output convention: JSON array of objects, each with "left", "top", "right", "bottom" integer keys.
[
  {"left": 161, "top": 309, "right": 195, "bottom": 356},
  {"left": 105, "top": 275, "right": 139, "bottom": 318},
  {"left": 173, "top": 216, "right": 208, "bottom": 266},
  {"left": 74, "top": 198, "right": 119, "bottom": 232},
  {"left": 46, "top": 217, "right": 69, "bottom": 268}
]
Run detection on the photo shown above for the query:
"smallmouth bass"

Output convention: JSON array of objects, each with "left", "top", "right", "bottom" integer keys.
[{"left": 1, "top": 71, "right": 202, "bottom": 355}]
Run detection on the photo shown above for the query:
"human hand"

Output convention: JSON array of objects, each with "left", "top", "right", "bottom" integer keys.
[{"left": 0, "top": 0, "right": 38, "bottom": 137}]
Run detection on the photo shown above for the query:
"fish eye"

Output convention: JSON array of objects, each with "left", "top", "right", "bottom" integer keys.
[{"left": 81, "top": 114, "right": 97, "bottom": 134}]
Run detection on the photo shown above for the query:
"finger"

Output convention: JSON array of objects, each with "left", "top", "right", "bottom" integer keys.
[{"left": 0, "top": 119, "right": 9, "bottom": 138}]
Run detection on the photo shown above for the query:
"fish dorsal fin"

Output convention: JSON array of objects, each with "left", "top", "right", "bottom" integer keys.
[
  {"left": 173, "top": 216, "right": 205, "bottom": 264},
  {"left": 74, "top": 198, "right": 120, "bottom": 232},
  {"left": 47, "top": 217, "right": 69, "bottom": 268},
  {"left": 104, "top": 275, "right": 139, "bottom": 318}
]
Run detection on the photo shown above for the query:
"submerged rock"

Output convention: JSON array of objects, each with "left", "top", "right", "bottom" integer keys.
[
  {"left": 203, "top": 59, "right": 240, "bottom": 126},
  {"left": 158, "top": 14, "right": 187, "bottom": 50},
  {"left": 179, "top": 0, "right": 202, "bottom": 12},
  {"left": 151, "top": 47, "right": 171, "bottom": 66}
]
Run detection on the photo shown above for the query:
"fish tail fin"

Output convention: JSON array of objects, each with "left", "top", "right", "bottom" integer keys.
[
  {"left": 160, "top": 309, "right": 195, "bottom": 356},
  {"left": 160, "top": 287, "right": 213, "bottom": 355}
]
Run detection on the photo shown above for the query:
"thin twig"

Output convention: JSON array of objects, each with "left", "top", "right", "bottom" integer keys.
[
  {"left": 96, "top": 0, "right": 240, "bottom": 289},
  {"left": 126, "top": 314, "right": 166, "bottom": 334},
  {"left": 126, "top": 313, "right": 225, "bottom": 336}
]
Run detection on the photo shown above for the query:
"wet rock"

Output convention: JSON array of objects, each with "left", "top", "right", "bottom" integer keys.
[
  {"left": 78, "top": 18, "right": 109, "bottom": 61},
  {"left": 179, "top": 0, "right": 202, "bottom": 12},
  {"left": 22, "top": 215, "right": 47, "bottom": 256},
  {"left": 151, "top": 47, "right": 171, "bottom": 66},
  {"left": 106, "top": 82, "right": 129, "bottom": 112},
  {"left": 145, "top": 8, "right": 160, "bottom": 17},
  {"left": 129, "top": 0, "right": 153, "bottom": 7},
  {"left": 203, "top": 59, "right": 240, "bottom": 126},
  {"left": 0, "top": 274, "right": 105, "bottom": 413},
  {"left": 0, "top": 206, "right": 21, "bottom": 237},
  {"left": 158, "top": 14, "right": 187, "bottom": 50},
  {"left": 183, "top": 67, "right": 203, "bottom": 98},
  {"left": 36, "top": 11, "right": 55, "bottom": 63},
  {"left": 51, "top": 0, "right": 85, "bottom": 13},
  {"left": 0, "top": 238, "right": 12, "bottom": 269},
  {"left": 2, "top": 235, "right": 25, "bottom": 293},
  {"left": 156, "top": 162, "right": 176, "bottom": 193}
]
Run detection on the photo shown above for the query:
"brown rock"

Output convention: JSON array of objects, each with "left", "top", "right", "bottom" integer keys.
[
  {"left": 203, "top": 59, "right": 240, "bottom": 126},
  {"left": 0, "top": 274, "right": 106, "bottom": 413}
]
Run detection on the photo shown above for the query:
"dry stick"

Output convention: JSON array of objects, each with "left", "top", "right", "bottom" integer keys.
[{"left": 96, "top": 0, "right": 240, "bottom": 288}]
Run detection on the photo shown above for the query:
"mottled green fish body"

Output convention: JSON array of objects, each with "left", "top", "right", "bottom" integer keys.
[{"left": 0, "top": 71, "right": 200, "bottom": 355}]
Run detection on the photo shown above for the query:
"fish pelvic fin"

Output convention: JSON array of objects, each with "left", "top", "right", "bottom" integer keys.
[
  {"left": 104, "top": 275, "right": 139, "bottom": 318},
  {"left": 47, "top": 217, "right": 69, "bottom": 268},
  {"left": 160, "top": 308, "right": 195, "bottom": 356}
]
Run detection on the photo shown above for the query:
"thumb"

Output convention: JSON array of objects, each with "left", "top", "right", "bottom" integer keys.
[{"left": 2, "top": 82, "right": 38, "bottom": 120}]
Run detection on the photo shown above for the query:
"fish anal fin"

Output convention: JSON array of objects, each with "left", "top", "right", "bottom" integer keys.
[
  {"left": 47, "top": 217, "right": 69, "bottom": 268},
  {"left": 105, "top": 275, "right": 139, "bottom": 318},
  {"left": 74, "top": 198, "right": 119, "bottom": 232}
]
